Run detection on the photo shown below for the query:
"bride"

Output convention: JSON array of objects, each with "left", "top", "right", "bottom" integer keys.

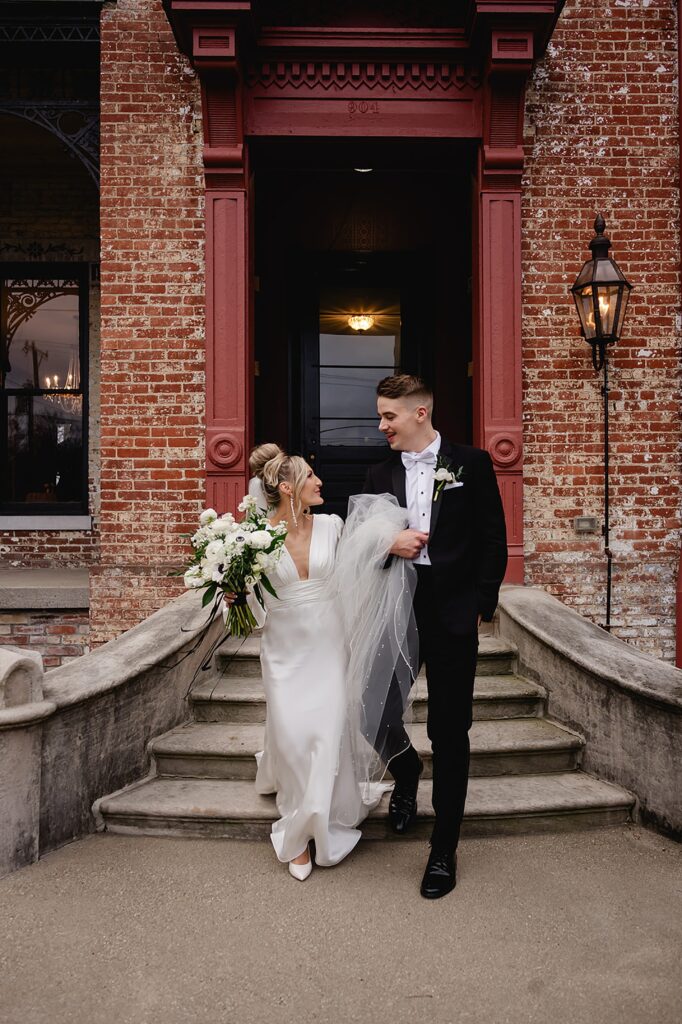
[{"left": 241, "top": 443, "right": 418, "bottom": 881}]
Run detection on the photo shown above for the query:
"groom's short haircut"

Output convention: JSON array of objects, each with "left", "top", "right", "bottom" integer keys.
[{"left": 377, "top": 374, "right": 433, "bottom": 414}]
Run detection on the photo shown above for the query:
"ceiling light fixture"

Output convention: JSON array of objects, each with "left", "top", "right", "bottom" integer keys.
[{"left": 347, "top": 314, "right": 375, "bottom": 331}]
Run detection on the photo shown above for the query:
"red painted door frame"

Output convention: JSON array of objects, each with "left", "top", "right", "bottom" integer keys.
[{"left": 163, "top": 1, "right": 562, "bottom": 583}]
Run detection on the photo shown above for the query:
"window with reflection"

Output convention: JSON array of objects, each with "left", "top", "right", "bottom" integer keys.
[
  {"left": 1, "top": 265, "right": 88, "bottom": 512},
  {"left": 319, "top": 287, "right": 400, "bottom": 446}
]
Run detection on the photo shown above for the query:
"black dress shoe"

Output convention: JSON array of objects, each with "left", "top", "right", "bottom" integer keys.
[
  {"left": 388, "top": 758, "right": 424, "bottom": 835},
  {"left": 420, "top": 849, "right": 457, "bottom": 899}
]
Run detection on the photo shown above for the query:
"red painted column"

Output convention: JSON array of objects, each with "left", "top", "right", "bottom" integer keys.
[
  {"left": 473, "top": 30, "right": 534, "bottom": 584},
  {"left": 205, "top": 187, "right": 251, "bottom": 512},
  {"left": 192, "top": 24, "right": 253, "bottom": 514},
  {"left": 473, "top": 185, "right": 524, "bottom": 582}
]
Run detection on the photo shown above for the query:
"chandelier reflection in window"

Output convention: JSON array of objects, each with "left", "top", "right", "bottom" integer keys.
[{"left": 44, "top": 351, "right": 82, "bottom": 415}]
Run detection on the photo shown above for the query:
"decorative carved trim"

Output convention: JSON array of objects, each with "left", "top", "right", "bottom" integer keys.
[
  {"left": 245, "top": 61, "right": 481, "bottom": 93},
  {"left": 480, "top": 31, "right": 534, "bottom": 191},
  {"left": 0, "top": 101, "right": 99, "bottom": 188},
  {"left": 491, "top": 31, "right": 533, "bottom": 66},
  {"left": 192, "top": 26, "right": 237, "bottom": 64},
  {"left": 207, "top": 430, "right": 244, "bottom": 471},
  {"left": 184, "top": 25, "right": 246, "bottom": 186},
  {"left": 488, "top": 432, "right": 522, "bottom": 469},
  {"left": 200, "top": 76, "right": 244, "bottom": 187}
]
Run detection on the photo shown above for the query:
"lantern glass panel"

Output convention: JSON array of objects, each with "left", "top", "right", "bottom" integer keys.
[
  {"left": 573, "top": 260, "right": 594, "bottom": 291},
  {"left": 618, "top": 286, "right": 630, "bottom": 334},
  {"left": 577, "top": 287, "right": 597, "bottom": 340},
  {"left": 594, "top": 259, "right": 622, "bottom": 284},
  {"left": 578, "top": 284, "right": 625, "bottom": 340},
  {"left": 595, "top": 285, "right": 620, "bottom": 336}
]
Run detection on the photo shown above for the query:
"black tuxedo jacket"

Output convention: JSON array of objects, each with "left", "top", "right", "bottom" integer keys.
[{"left": 362, "top": 439, "right": 508, "bottom": 633}]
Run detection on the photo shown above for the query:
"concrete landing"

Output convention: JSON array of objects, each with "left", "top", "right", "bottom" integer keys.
[{"left": 1, "top": 826, "right": 680, "bottom": 1024}]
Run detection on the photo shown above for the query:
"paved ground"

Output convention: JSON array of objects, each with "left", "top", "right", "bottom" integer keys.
[{"left": 1, "top": 825, "right": 681, "bottom": 1024}]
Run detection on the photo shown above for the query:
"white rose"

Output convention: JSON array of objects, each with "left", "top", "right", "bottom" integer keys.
[
  {"left": 205, "top": 538, "right": 225, "bottom": 560},
  {"left": 211, "top": 515, "right": 236, "bottom": 537},
  {"left": 434, "top": 468, "right": 454, "bottom": 482},
  {"left": 184, "top": 567, "right": 204, "bottom": 589},
  {"left": 247, "top": 530, "right": 271, "bottom": 550},
  {"left": 199, "top": 508, "right": 218, "bottom": 526},
  {"left": 199, "top": 561, "right": 218, "bottom": 583},
  {"left": 191, "top": 525, "right": 212, "bottom": 546}
]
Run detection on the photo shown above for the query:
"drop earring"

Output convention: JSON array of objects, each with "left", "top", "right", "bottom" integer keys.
[{"left": 289, "top": 495, "right": 298, "bottom": 528}]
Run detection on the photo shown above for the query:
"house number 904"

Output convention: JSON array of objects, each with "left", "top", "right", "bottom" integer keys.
[{"left": 347, "top": 101, "right": 380, "bottom": 115}]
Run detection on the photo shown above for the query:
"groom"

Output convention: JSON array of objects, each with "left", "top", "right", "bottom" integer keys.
[{"left": 363, "top": 374, "right": 508, "bottom": 899}]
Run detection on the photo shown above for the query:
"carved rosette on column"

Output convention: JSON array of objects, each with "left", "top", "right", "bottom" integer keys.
[
  {"left": 473, "top": 28, "right": 534, "bottom": 583},
  {"left": 164, "top": 2, "right": 254, "bottom": 512}
]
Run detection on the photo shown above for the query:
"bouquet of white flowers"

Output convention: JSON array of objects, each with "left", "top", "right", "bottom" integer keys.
[{"left": 183, "top": 494, "right": 287, "bottom": 637}]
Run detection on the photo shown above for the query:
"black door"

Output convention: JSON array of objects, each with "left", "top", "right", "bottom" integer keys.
[{"left": 299, "top": 254, "right": 431, "bottom": 517}]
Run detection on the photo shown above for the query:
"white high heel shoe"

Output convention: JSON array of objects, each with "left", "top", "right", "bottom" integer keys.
[{"left": 288, "top": 847, "right": 312, "bottom": 881}]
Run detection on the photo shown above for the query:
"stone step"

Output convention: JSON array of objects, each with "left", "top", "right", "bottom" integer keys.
[
  {"left": 214, "top": 634, "right": 517, "bottom": 678},
  {"left": 96, "top": 771, "right": 634, "bottom": 840},
  {"left": 190, "top": 673, "right": 546, "bottom": 724},
  {"left": 149, "top": 717, "right": 581, "bottom": 781}
]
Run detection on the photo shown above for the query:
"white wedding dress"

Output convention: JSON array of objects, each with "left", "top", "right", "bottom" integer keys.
[{"left": 250, "top": 513, "right": 382, "bottom": 866}]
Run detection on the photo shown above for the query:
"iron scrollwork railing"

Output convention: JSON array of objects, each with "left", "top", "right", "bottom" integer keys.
[
  {"left": 0, "top": 100, "right": 99, "bottom": 187},
  {"left": 0, "top": 22, "right": 100, "bottom": 44}
]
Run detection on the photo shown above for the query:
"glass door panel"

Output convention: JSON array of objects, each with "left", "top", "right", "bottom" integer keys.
[
  {"left": 302, "top": 285, "right": 401, "bottom": 515},
  {"left": 318, "top": 287, "right": 400, "bottom": 448}
]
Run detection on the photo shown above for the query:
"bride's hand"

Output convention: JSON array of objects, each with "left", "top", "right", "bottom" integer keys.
[
  {"left": 390, "top": 529, "right": 430, "bottom": 559},
  {"left": 223, "top": 592, "right": 237, "bottom": 606}
]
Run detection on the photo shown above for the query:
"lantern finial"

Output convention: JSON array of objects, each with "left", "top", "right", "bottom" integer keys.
[{"left": 589, "top": 214, "right": 612, "bottom": 260}]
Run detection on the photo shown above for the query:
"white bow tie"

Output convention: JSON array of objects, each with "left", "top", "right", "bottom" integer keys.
[{"left": 401, "top": 450, "right": 437, "bottom": 469}]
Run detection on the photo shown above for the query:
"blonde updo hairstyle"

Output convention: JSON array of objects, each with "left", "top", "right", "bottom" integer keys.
[{"left": 249, "top": 443, "right": 310, "bottom": 519}]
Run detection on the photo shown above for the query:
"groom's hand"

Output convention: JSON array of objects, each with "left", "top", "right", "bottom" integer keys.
[{"left": 390, "top": 530, "right": 430, "bottom": 559}]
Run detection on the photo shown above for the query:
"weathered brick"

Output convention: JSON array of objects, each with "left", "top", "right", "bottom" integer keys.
[
  {"left": 521, "top": 0, "right": 679, "bottom": 661},
  {"left": 2, "top": 0, "right": 678, "bottom": 663}
]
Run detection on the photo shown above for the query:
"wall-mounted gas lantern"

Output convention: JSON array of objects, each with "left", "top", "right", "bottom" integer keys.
[{"left": 570, "top": 214, "right": 633, "bottom": 632}]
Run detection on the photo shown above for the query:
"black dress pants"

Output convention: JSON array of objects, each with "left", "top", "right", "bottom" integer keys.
[{"left": 385, "top": 565, "right": 479, "bottom": 852}]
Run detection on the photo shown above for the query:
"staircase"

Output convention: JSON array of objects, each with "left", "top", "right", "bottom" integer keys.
[{"left": 95, "top": 635, "right": 634, "bottom": 839}]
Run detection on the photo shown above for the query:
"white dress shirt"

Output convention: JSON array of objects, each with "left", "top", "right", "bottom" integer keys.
[{"left": 401, "top": 431, "right": 441, "bottom": 565}]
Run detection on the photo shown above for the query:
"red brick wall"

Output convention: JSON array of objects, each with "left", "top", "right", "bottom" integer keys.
[
  {"left": 94, "top": 0, "right": 205, "bottom": 644},
  {"left": 0, "top": 611, "right": 90, "bottom": 668},
  {"left": 8, "top": 0, "right": 677, "bottom": 661},
  {"left": 522, "top": 0, "right": 680, "bottom": 660}
]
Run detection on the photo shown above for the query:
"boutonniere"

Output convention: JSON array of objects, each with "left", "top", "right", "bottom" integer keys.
[{"left": 433, "top": 457, "right": 464, "bottom": 502}]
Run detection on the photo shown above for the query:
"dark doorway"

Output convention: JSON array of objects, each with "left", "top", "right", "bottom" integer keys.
[{"left": 252, "top": 139, "right": 474, "bottom": 516}]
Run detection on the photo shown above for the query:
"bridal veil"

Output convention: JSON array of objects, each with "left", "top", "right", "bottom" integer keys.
[{"left": 332, "top": 493, "right": 419, "bottom": 808}]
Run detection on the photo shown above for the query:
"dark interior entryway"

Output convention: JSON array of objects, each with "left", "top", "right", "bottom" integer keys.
[{"left": 252, "top": 139, "right": 475, "bottom": 515}]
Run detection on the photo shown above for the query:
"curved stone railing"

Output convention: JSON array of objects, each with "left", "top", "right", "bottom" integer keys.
[
  {"left": 498, "top": 585, "right": 682, "bottom": 840},
  {"left": 0, "top": 590, "right": 222, "bottom": 877}
]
